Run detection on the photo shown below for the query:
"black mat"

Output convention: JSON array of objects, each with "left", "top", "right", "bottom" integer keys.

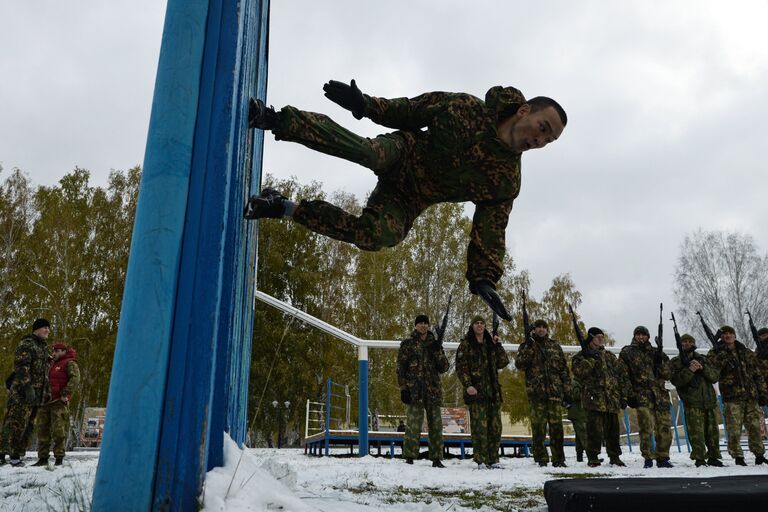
[{"left": 544, "top": 475, "right": 768, "bottom": 512}]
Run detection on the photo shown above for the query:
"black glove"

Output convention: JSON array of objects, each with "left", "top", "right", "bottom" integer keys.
[
  {"left": 759, "top": 396, "right": 768, "bottom": 407},
  {"left": 562, "top": 394, "right": 573, "bottom": 408},
  {"left": 431, "top": 339, "right": 444, "bottom": 351},
  {"left": 469, "top": 280, "right": 512, "bottom": 321},
  {"left": 626, "top": 397, "right": 639, "bottom": 409},
  {"left": 582, "top": 348, "right": 599, "bottom": 360},
  {"left": 323, "top": 79, "right": 366, "bottom": 119},
  {"left": 620, "top": 398, "right": 628, "bottom": 410},
  {"left": 24, "top": 385, "right": 36, "bottom": 405},
  {"left": 400, "top": 389, "right": 411, "bottom": 404}
]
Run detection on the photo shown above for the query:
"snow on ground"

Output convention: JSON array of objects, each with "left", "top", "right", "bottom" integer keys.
[{"left": 2, "top": 439, "right": 768, "bottom": 511}]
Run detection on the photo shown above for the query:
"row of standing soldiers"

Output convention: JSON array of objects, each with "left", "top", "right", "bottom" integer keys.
[{"left": 397, "top": 314, "right": 768, "bottom": 469}]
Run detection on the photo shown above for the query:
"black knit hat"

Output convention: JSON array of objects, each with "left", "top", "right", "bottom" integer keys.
[
  {"left": 414, "top": 314, "right": 430, "bottom": 325},
  {"left": 587, "top": 327, "right": 604, "bottom": 337},
  {"left": 633, "top": 325, "right": 650, "bottom": 337},
  {"left": 533, "top": 319, "right": 548, "bottom": 329},
  {"left": 757, "top": 328, "right": 768, "bottom": 337},
  {"left": 32, "top": 318, "right": 50, "bottom": 331}
]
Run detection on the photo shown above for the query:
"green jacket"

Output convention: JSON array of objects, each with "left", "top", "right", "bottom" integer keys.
[
  {"left": 707, "top": 341, "right": 767, "bottom": 403},
  {"left": 572, "top": 348, "right": 630, "bottom": 413},
  {"left": 9, "top": 334, "right": 49, "bottom": 405},
  {"left": 455, "top": 330, "right": 510, "bottom": 405},
  {"left": 514, "top": 335, "right": 571, "bottom": 403},
  {"left": 619, "top": 340, "right": 671, "bottom": 408},
  {"left": 396, "top": 330, "right": 449, "bottom": 405},
  {"left": 669, "top": 351, "right": 719, "bottom": 409},
  {"left": 362, "top": 86, "right": 526, "bottom": 286}
]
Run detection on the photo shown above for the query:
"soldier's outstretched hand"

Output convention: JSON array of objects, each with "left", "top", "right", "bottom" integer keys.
[
  {"left": 471, "top": 280, "right": 512, "bottom": 321},
  {"left": 323, "top": 79, "right": 366, "bottom": 119}
]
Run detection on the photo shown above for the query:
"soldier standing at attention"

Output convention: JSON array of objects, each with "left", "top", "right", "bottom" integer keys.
[
  {"left": 619, "top": 326, "right": 674, "bottom": 468},
  {"left": 456, "top": 315, "right": 510, "bottom": 469},
  {"left": 566, "top": 377, "right": 588, "bottom": 463},
  {"left": 707, "top": 325, "right": 768, "bottom": 466},
  {"left": 397, "top": 314, "right": 450, "bottom": 468},
  {"left": 572, "top": 327, "right": 630, "bottom": 468},
  {"left": 244, "top": 80, "right": 567, "bottom": 321},
  {"left": 515, "top": 319, "right": 571, "bottom": 467},
  {"left": 669, "top": 334, "right": 724, "bottom": 467}
]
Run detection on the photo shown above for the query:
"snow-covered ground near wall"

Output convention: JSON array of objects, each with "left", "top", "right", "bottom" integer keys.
[{"left": 2, "top": 438, "right": 768, "bottom": 511}]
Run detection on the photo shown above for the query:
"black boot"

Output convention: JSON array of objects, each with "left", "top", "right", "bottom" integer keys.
[
  {"left": 0, "top": 453, "right": 6, "bottom": 465},
  {"left": 735, "top": 457, "right": 747, "bottom": 466},
  {"left": 432, "top": 460, "right": 445, "bottom": 468},
  {"left": 755, "top": 455, "right": 768, "bottom": 465},
  {"left": 32, "top": 458, "right": 49, "bottom": 467},
  {"left": 405, "top": 458, "right": 413, "bottom": 465},
  {"left": 695, "top": 460, "right": 707, "bottom": 467},
  {"left": 576, "top": 451, "right": 583, "bottom": 462},
  {"left": 243, "top": 188, "right": 288, "bottom": 219},
  {"left": 707, "top": 458, "right": 725, "bottom": 467},
  {"left": 54, "top": 457, "right": 64, "bottom": 466},
  {"left": 609, "top": 457, "right": 626, "bottom": 467},
  {"left": 248, "top": 98, "right": 279, "bottom": 130}
]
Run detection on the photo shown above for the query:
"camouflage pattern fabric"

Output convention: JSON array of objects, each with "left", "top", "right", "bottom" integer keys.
[
  {"left": 619, "top": 340, "right": 671, "bottom": 408},
  {"left": 455, "top": 331, "right": 510, "bottom": 405},
  {"left": 707, "top": 341, "right": 767, "bottom": 402},
  {"left": 0, "top": 402, "right": 36, "bottom": 458},
  {"left": 468, "top": 402, "right": 502, "bottom": 464},
  {"left": 279, "top": 85, "right": 526, "bottom": 286},
  {"left": 36, "top": 401, "right": 71, "bottom": 459},
  {"left": 723, "top": 400, "right": 765, "bottom": 458},
  {"left": 514, "top": 335, "right": 571, "bottom": 402},
  {"left": 585, "top": 410, "right": 622, "bottom": 464},
  {"left": 566, "top": 377, "right": 587, "bottom": 458},
  {"left": 402, "top": 402, "right": 443, "bottom": 461},
  {"left": 635, "top": 406, "right": 672, "bottom": 461},
  {"left": 572, "top": 348, "right": 630, "bottom": 413},
  {"left": 669, "top": 352, "right": 719, "bottom": 409},
  {"left": 529, "top": 400, "right": 565, "bottom": 464},
  {"left": 684, "top": 405, "right": 722, "bottom": 462},
  {"left": 397, "top": 330, "right": 449, "bottom": 405}
]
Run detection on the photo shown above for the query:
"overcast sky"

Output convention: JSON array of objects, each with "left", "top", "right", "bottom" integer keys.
[{"left": 2, "top": 1, "right": 768, "bottom": 344}]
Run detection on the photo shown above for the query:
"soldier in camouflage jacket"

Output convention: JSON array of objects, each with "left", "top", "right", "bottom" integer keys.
[
  {"left": 456, "top": 315, "right": 509, "bottom": 467},
  {"left": 515, "top": 319, "right": 571, "bottom": 466},
  {"left": 245, "top": 80, "right": 567, "bottom": 320},
  {"left": 707, "top": 326, "right": 768, "bottom": 465},
  {"left": 618, "top": 326, "right": 673, "bottom": 468},
  {"left": 397, "top": 315, "right": 449, "bottom": 466},
  {"left": 572, "top": 327, "right": 630, "bottom": 467},
  {"left": 755, "top": 327, "right": 768, "bottom": 389},
  {"left": 0, "top": 319, "right": 51, "bottom": 467}
]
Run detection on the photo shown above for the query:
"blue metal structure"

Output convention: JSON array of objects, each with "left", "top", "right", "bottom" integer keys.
[
  {"left": 358, "top": 346, "right": 369, "bottom": 456},
  {"left": 92, "top": 0, "right": 269, "bottom": 509}
]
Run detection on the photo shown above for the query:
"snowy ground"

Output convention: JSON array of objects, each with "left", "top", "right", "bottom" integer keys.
[{"left": 2, "top": 439, "right": 768, "bottom": 511}]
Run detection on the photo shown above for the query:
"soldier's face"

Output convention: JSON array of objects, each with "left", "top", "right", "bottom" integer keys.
[
  {"left": 590, "top": 333, "right": 605, "bottom": 349},
  {"left": 760, "top": 333, "right": 768, "bottom": 344},
  {"left": 534, "top": 326, "right": 547, "bottom": 337},
  {"left": 53, "top": 348, "right": 66, "bottom": 361},
  {"left": 415, "top": 321, "right": 429, "bottom": 335},
  {"left": 722, "top": 332, "right": 736, "bottom": 345},
  {"left": 472, "top": 321, "right": 486, "bottom": 336},
  {"left": 681, "top": 339, "right": 695, "bottom": 352},
  {"left": 34, "top": 326, "right": 50, "bottom": 339},
  {"left": 634, "top": 334, "right": 649, "bottom": 344},
  {"left": 508, "top": 105, "right": 564, "bottom": 153}
]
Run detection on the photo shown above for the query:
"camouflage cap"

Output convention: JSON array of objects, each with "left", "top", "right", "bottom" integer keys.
[
  {"left": 485, "top": 86, "right": 525, "bottom": 120},
  {"left": 633, "top": 325, "right": 650, "bottom": 336},
  {"left": 533, "top": 319, "right": 548, "bottom": 329},
  {"left": 680, "top": 334, "right": 695, "bottom": 344},
  {"left": 471, "top": 315, "right": 486, "bottom": 325},
  {"left": 720, "top": 325, "right": 736, "bottom": 335},
  {"left": 758, "top": 327, "right": 768, "bottom": 337}
]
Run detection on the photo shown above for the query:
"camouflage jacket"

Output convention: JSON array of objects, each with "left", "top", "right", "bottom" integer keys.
[
  {"left": 707, "top": 341, "right": 767, "bottom": 403},
  {"left": 669, "top": 352, "right": 719, "bottom": 409},
  {"left": 756, "top": 348, "right": 768, "bottom": 385},
  {"left": 618, "top": 340, "right": 671, "bottom": 408},
  {"left": 514, "top": 335, "right": 571, "bottom": 403},
  {"left": 455, "top": 330, "right": 510, "bottom": 405},
  {"left": 362, "top": 87, "right": 525, "bottom": 286},
  {"left": 9, "top": 334, "right": 50, "bottom": 405},
  {"left": 397, "top": 330, "right": 449, "bottom": 405},
  {"left": 572, "top": 348, "right": 630, "bottom": 413}
]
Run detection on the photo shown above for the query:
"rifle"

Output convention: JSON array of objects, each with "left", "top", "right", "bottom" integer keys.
[
  {"left": 696, "top": 311, "right": 721, "bottom": 348},
  {"left": 670, "top": 311, "right": 688, "bottom": 366},
  {"left": 492, "top": 312, "right": 500, "bottom": 339},
  {"left": 568, "top": 303, "right": 588, "bottom": 352},
  {"left": 745, "top": 310, "right": 763, "bottom": 351},
  {"left": 655, "top": 302, "right": 664, "bottom": 352},
  {"left": 521, "top": 292, "right": 532, "bottom": 344},
  {"left": 436, "top": 293, "right": 452, "bottom": 344}
]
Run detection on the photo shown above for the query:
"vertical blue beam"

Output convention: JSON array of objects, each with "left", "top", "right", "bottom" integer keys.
[
  {"left": 623, "top": 409, "right": 632, "bottom": 452},
  {"left": 679, "top": 401, "right": 691, "bottom": 452},
  {"left": 325, "top": 378, "right": 331, "bottom": 456},
  {"left": 92, "top": 1, "right": 209, "bottom": 509},
  {"left": 670, "top": 403, "right": 681, "bottom": 453},
  {"left": 358, "top": 346, "right": 369, "bottom": 457}
]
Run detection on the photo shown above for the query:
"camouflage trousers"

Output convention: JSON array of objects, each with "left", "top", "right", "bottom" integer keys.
[
  {"left": 723, "top": 400, "right": 765, "bottom": 458},
  {"left": 36, "top": 401, "right": 71, "bottom": 460},
  {"left": 567, "top": 403, "right": 587, "bottom": 457},
  {"left": 684, "top": 405, "right": 722, "bottom": 462},
  {"left": 403, "top": 402, "right": 443, "bottom": 460},
  {"left": 529, "top": 400, "right": 565, "bottom": 464},
  {"left": 585, "top": 410, "right": 621, "bottom": 463},
  {"left": 0, "top": 399, "right": 38, "bottom": 458},
  {"left": 635, "top": 405, "right": 672, "bottom": 461},
  {"left": 278, "top": 106, "right": 426, "bottom": 251},
  {"left": 469, "top": 402, "right": 502, "bottom": 464}
]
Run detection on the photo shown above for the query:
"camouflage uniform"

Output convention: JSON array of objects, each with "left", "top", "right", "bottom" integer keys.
[
  {"left": 707, "top": 341, "right": 767, "bottom": 459},
  {"left": 277, "top": 86, "right": 526, "bottom": 287},
  {"left": 514, "top": 335, "right": 571, "bottom": 464},
  {"left": 37, "top": 353, "right": 80, "bottom": 462},
  {"left": 566, "top": 377, "right": 587, "bottom": 460},
  {"left": 0, "top": 334, "right": 50, "bottom": 460},
  {"left": 397, "top": 329, "right": 449, "bottom": 461},
  {"left": 669, "top": 351, "right": 722, "bottom": 462},
  {"left": 572, "top": 348, "right": 630, "bottom": 465},
  {"left": 619, "top": 340, "right": 673, "bottom": 462},
  {"left": 456, "top": 328, "right": 510, "bottom": 464}
]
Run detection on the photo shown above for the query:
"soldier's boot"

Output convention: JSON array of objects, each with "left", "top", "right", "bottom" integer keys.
[
  {"left": 0, "top": 453, "right": 6, "bottom": 465},
  {"left": 609, "top": 457, "right": 626, "bottom": 467},
  {"left": 695, "top": 460, "right": 708, "bottom": 467},
  {"left": 244, "top": 188, "right": 289, "bottom": 219},
  {"left": 754, "top": 455, "right": 768, "bottom": 465},
  {"left": 576, "top": 451, "right": 583, "bottom": 462},
  {"left": 587, "top": 459, "right": 602, "bottom": 468},
  {"left": 656, "top": 458, "right": 674, "bottom": 468},
  {"left": 405, "top": 458, "right": 413, "bottom": 465},
  {"left": 734, "top": 457, "right": 747, "bottom": 466},
  {"left": 54, "top": 457, "right": 64, "bottom": 466},
  {"left": 248, "top": 98, "right": 279, "bottom": 130},
  {"left": 707, "top": 458, "right": 724, "bottom": 467},
  {"left": 9, "top": 458, "right": 25, "bottom": 467},
  {"left": 31, "top": 458, "right": 49, "bottom": 467},
  {"left": 485, "top": 463, "right": 502, "bottom": 469},
  {"left": 643, "top": 459, "right": 654, "bottom": 469},
  {"left": 538, "top": 461, "right": 548, "bottom": 467},
  {"left": 552, "top": 461, "right": 567, "bottom": 468},
  {"left": 431, "top": 460, "right": 445, "bottom": 468}
]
